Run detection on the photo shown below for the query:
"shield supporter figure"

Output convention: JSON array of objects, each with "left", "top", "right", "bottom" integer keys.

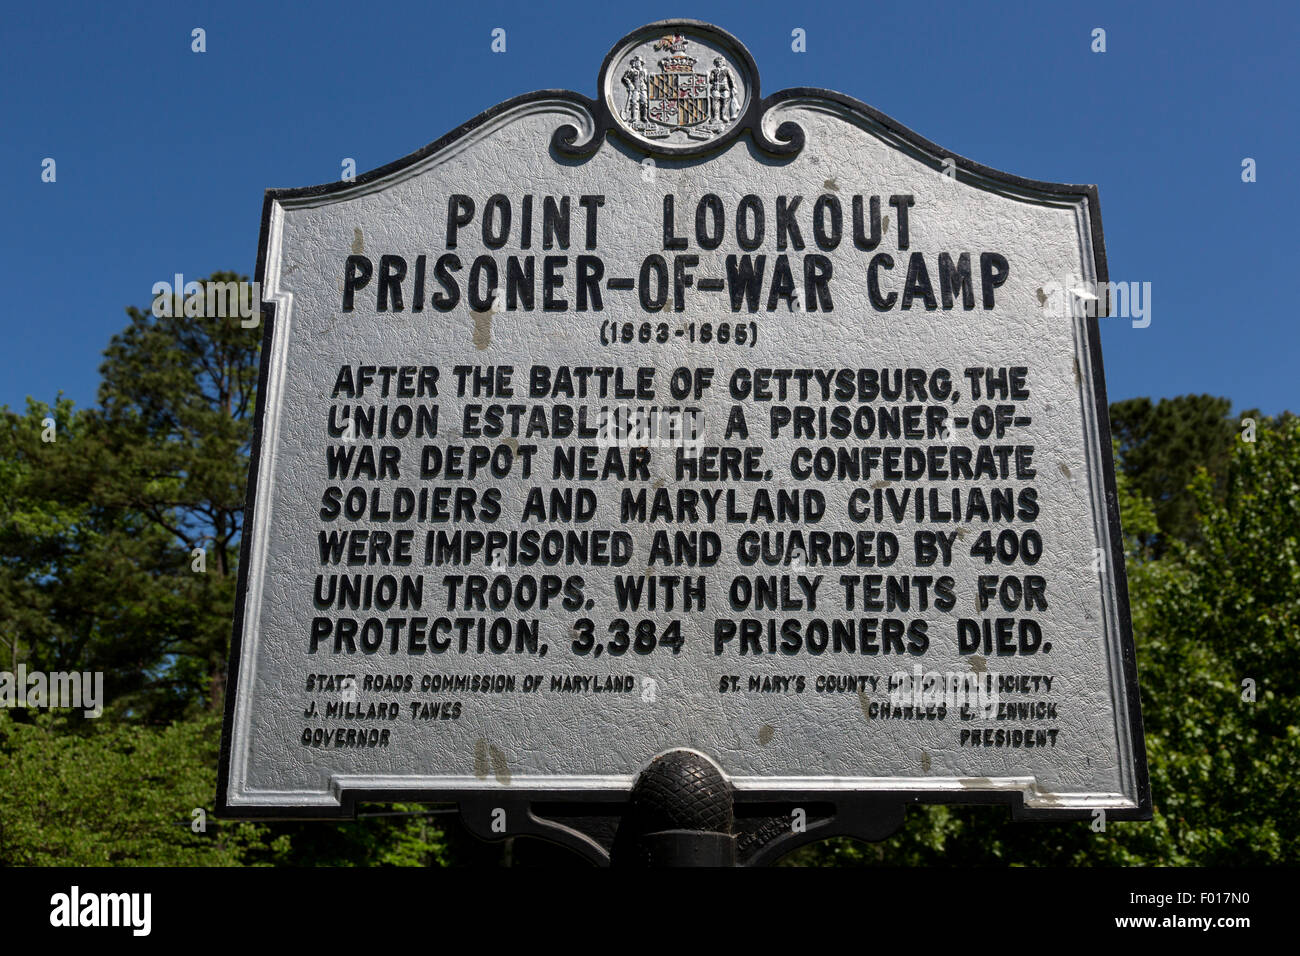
[
  {"left": 218, "top": 19, "right": 1150, "bottom": 865},
  {"left": 709, "top": 56, "right": 739, "bottom": 123},
  {"left": 620, "top": 55, "right": 649, "bottom": 126}
]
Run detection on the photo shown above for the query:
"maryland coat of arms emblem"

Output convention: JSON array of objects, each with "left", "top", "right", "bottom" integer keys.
[{"left": 616, "top": 32, "right": 743, "bottom": 143}]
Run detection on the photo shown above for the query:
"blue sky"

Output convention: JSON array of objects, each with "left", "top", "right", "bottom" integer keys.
[{"left": 3, "top": 0, "right": 1296, "bottom": 415}]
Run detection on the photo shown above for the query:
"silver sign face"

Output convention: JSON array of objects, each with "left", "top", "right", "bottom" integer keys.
[{"left": 219, "top": 20, "right": 1149, "bottom": 820}]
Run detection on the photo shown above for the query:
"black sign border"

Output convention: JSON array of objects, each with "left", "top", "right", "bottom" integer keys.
[{"left": 216, "top": 22, "right": 1152, "bottom": 845}]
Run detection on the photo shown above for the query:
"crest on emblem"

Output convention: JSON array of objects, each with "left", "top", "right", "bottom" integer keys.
[{"left": 617, "top": 34, "right": 742, "bottom": 141}]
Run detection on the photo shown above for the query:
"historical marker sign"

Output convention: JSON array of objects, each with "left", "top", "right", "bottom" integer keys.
[{"left": 218, "top": 20, "right": 1150, "bottom": 846}]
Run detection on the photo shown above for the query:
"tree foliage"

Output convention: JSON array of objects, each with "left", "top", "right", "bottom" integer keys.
[
  {"left": 1108, "top": 394, "right": 1244, "bottom": 554},
  {"left": 0, "top": 711, "right": 282, "bottom": 866},
  {"left": 0, "top": 397, "right": 193, "bottom": 719}
]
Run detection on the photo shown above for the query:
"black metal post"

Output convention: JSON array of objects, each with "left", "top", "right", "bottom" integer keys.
[{"left": 611, "top": 750, "right": 736, "bottom": 867}]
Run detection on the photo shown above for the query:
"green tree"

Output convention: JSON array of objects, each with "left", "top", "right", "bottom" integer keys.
[
  {"left": 1132, "top": 417, "right": 1299, "bottom": 863},
  {"left": 89, "top": 272, "right": 262, "bottom": 713},
  {"left": 0, "top": 398, "right": 191, "bottom": 719},
  {"left": 0, "top": 711, "right": 284, "bottom": 866},
  {"left": 268, "top": 806, "right": 452, "bottom": 867},
  {"left": 1108, "top": 395, "right": 1243, "bottom": 554}
]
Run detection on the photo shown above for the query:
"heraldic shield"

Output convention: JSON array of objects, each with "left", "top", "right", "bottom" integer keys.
[{"left": 648, "top": 69, "right": 708, "bottom": 128}]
